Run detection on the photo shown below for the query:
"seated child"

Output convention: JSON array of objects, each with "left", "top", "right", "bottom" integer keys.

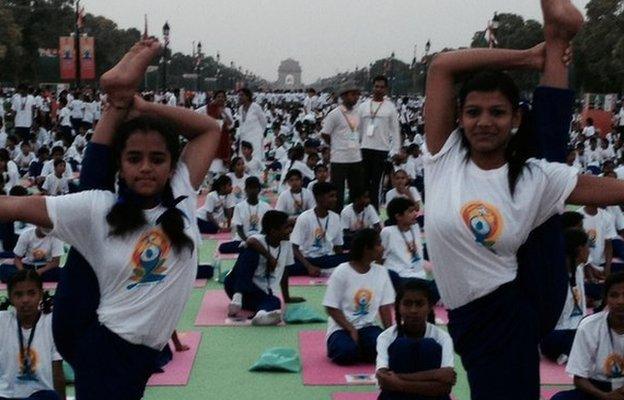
[
  {"left": 27, "top": 147, "right": 49, "bottom": 182},
  {"left": 14, "top": 141, "right": 36, "bottom": 176},
  {"left": 41, "top": 160, "right": 69, "bottom": 196},
  {"left": 0, "top": 270, "right": 65, "bottom": 400},
  {"left": 376, "top": 280, "right": 455, "bottom": 400},
  {"left": 289, "top": 182, "right": 348, "bottom": 276},
  {"left": 197, "top": 174, "right": 235, "bottom": 234},
  {"left": 224, "top": 210, "right": 298, "bottom": 326},
  {"left": 279, "top": 145, "right": 314, "bottom": 191},
  {"left": 307, "top": 163, "right": 329, "bottom": 192},
  {"left": 39, "top": 146, "right": 73, "bottom": 181},
  {"left": 218, "top": 176, "right": 272, "bottom": 254},
  {"left": 3, "top": 226, "right": 64, "bottom": 283},
  {"left": 323, "top": 229, "right": 395, "bottom": 365},
  {"left": 540, "top": 228, "right": 589, "bottom": 364},
  {"left": 381, "top": 198, "right": 439, "bottom": 305},
  {"left": 385, "top": 169, "right": 422, "bottom": 213},
  {"left": 241, "top": 141, "right": 264, "bottom": 179},
  {"left": 341, "top": 189, "right": 381, "bottom": 248},
  {"left": 275, "top": 169, "right": 315, "bottom": 219},
  {"left": 552, "top": 272, "right": 624, "bottom": 400},
  {"left": 227, "top": 156, "right": 250, "bottom": 205}
]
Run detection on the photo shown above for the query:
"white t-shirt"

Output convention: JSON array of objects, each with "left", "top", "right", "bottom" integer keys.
[
  {"left": 68, "top": 99, "right": 84, "bottom": 119},
  {"left": 45, "top": 161, "right": 199, "bottom": 350},
  {"left": 41, "top": 174, "right": 69, "bottom": 196},
  {"left": 232, "top": 200, "right": 272, "bottom": 240},
  {"left": 275, "top": 188, "right": 315, "bottom": 217},
  {"left": 0, "top": 311, "right": 61, "bottom": 398},
  {"left": 13, "top": 152, "right": 36, "bottom": 170},
  {"left": 322, "top": 106, "right": 362, "bottom": 163},
  {"left": 579, "top": 208, "right": 618, "bottom": 267},
  {"left": 226, "top": 172, "right": 249, "bottom": 204},
  {"left": 606, "top": 206, "right": 624, "bottom": 232},
  {"left": 243, "top": 157, "right": 264, "bottom": 178},
  {"left": 555, "top": 264, "right": 587, "bottom": 331},
  {"left": 40, "top": 160, "right": 73, "bottom": 179},
  {"left": 246, "top": 234, "right": 294, "bottom": 295},
  {"left": 358, "top": 99, "right": 401, "bottom": 154},
  {"left": 567, "top": 311, "right": 624, "bottom": 387},
  {"left": 11, "top": 94, "right": 35, "bottom": 128},
  {"left": 376, "top": 324, "right": 454, "bottom": 371},
  {"left": 423, "top": 130, "right": 579, "bottom": 309},
  {"left": 197, "top": 191, "right": 235, "bottom": 225},
  {"left": 384, "top": 187, "right": 422, "bottom": 207},
  {"left": 58, "top": 107, "right": 71, "bottom": 127},
  {"left": 13, "top": 227, "right": 64, "bottom": 266},
  {"left": 291, "top": 209, "right": 342, "bottom": 258},
  {"left": 238, "top": 103, "right": 267, "bottom": 160},
  {"left": 323, "top": 262, "right": 395, "bottom": 338},
  {"left": 340, "top": 204, "right": 381, "bottom": 232},
  {"left": 381, "top": 225, "right": 426, "bottom": 279}
]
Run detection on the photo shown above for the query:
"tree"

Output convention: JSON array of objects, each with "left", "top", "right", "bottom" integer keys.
[{"left": 0, "top": 3, "right": 23, "bottom": 83}]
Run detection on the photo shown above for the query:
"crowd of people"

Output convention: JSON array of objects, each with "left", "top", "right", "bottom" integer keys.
[{"left": 2, "top": 1, "right": 624, "bottom": 399}]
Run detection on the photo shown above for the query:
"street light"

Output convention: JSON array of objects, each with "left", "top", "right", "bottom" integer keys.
[
  {"left": 196, "top": 41, "right": 203, "bottom": 91},
  {"left": 161, "top": 21, "right": 170, "bottom": 91}
]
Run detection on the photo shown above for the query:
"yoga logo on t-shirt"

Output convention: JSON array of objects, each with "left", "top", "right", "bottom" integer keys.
[
  {"left": 353, "top": 289, "right": 373, "bottom": 317},
  {"left": 127, "top": 229, "right": 171, "bottom": 290},
  {"left": 32, "top": 248, "right": 46, "bottom": 261},
  {"left": 460, "top": 201, "right": 504, "bottom": 254},
  {"left": 604, "top": 353, "right": 624, "bottom": 378},
  {"left": 17, "top": 348, "right": 39, "bottom": 382},
  {"left": 587, "top": 229, "right": 597, "bottom": 249}
]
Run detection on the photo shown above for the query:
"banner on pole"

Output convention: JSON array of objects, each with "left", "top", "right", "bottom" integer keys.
[
  {"left": 80, "top": 36, "right": 96, "bottom": 80},
  {"left": 59, "top": 36, "right": 76, "bottom": 80}
]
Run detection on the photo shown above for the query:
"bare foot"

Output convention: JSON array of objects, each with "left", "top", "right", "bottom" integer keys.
[
  {"left": 100, "top": 38, "right": 161, "bottom": 95},
  {"left": 541, "top": 0, "right": 584, "bottom": 41}
]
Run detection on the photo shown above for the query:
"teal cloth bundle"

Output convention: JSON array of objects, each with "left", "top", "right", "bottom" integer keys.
[
  {"left": 283, "top": 304, "right": 326, "bottom": 324},
  {"left": 249, "top": 347, "right": 301, "bottom": 373}
]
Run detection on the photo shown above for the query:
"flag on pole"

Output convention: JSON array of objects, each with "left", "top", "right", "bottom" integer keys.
[
  {"left": 77, "top": 6, "right": 85, "bottom": 29},
  {"left": 143, "top": 14, "right": 148, "bottom": 39}
]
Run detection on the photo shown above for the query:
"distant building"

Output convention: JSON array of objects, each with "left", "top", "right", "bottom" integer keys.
[{"left": 275, "top": 58, "right": 303, "bottom": 89}]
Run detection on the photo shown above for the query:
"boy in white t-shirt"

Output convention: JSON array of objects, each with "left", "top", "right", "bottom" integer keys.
[
  {"left": 307, "top": 163, "right": 329, "bottom": 193},
  {"left": 324, "top": 229, "right": 395, "bottom": 365},
  {"left": 340, "top": 189, "right": 381, "bottom": 249},
  {"left": 384, "top": 169, "right": 422, "bottom": 211},
  {"left": 218, "top": 176, "right": 272, "bottom": 254},
  {"left": 376, "top": 279, "right": 455, "bottom": 399},
  {"left": 224, "top": 211, "right": 298, "bottom": 326},
  {"left": 289, "top": 182, "right": 348, "bottom": 276},
  {"left": 241, "top": 141, "right": 264, "bottom": 179},
  {"left": 275, "top": 169, "right": 316, "bottom": 219},
  {"left": 41, "top": 159, "right": 69, "bottom": 196},
  {"left": 12, "top": 226, "right": 64, "bottom": 283},
  {"left": 197, "top": 174, "right": 235, "bottom": 234},
  {"left": 14, "top": 141, "right": 36, "bottom": 175},
  {"left": 579, "top": 205, "right": 618, "bottom": 276}
]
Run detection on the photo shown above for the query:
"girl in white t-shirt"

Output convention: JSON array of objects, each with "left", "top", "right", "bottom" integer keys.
[
  {"left": 540, "top": 228, "right": 589, "bottom": 364},
  {"left": 275, "top": 169, "right": 315, "bottom": 219},
  {"left": 323, "top": 229, "right": 395, "bottom": 365},
  {"left": 0, "top": 39, "right": 221, "bottom": 399},
  {"left": 553, "top": 273, "right": 624, "bottom": 400},
  {"left": 0, "top": 270, "right": 65, "bottom": 400},
  {"left": 384, "top": 169, "right": 422, "bottom": 213},
  {"left": 227, "top": 156, "right": 249, "bottom": 204},
  {"left": 197, "top": 174, "right": 234, "bottom": 234},
  {"left": 341, "top": 189, "right": 381, "bottom": 249},
  {"left": 376, "top": 279, "right": 455, "bottom": 400},
  {"left": 421, "top": 2, "right": 624, "bottom": 397}
]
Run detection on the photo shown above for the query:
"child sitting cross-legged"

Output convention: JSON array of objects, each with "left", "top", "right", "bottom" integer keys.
[
  {"left": 341, "top": 189, "right": 381, "bottom": 249},
  {"left": 224, "top": 210, "right": 303, "bottom": 326},
  {"left": 275, "top": 169, "right": 315, "bottom": 220},
  {"left": 196, "top": 174, "right": 235, "bottom": 234},
  {"left": 323, "top": 228, "right": 395, "bottom": 365}
]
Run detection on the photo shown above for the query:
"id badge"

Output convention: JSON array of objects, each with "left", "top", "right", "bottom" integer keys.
[
  {"left": 366, "top": 122, "right": 375, "bottom": 137},
  {"left": 348, "top": 131, "right": 359, "bottom": 149}
]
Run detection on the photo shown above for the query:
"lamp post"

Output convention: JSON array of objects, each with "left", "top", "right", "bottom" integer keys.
[
  {"left": 161, "top": 21, "right": 170, "bottom": 92},
  {"left": 196, "top": 41, "right": 203, "bottom": 91}
]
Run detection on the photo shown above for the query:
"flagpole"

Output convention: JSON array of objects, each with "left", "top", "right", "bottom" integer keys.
[{"left": 74, "top": 0, "right": 81, "bottom": 87}]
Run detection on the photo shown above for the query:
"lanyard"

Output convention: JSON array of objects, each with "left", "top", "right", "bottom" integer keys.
[
  {"left": 291, "top": 191, "right": 303, "bottom": 213},
  {"left": 370, "top": 100, "right": 384, "bottom": 120},
  {"left": 17, "top": 314, "right": 39, "bottom": 369},
  {"left": 339, "top": 107, "right": 357, "bottom": 133},
  {"left": 355, "top": 208, "right": 366, "bottom": 228},
  {"left": 399, "top": 227, "right": 418, "bottom": 258},
  {"left": 248, "top": 203, "right": 259, "bottom": 229},
  {"left": 315, "top": 212, "right": 330, "bottom": 240}
]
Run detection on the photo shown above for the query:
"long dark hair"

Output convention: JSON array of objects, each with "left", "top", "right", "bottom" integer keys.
[
  {"left": 564, "top": 228, "right": 588, "bottom": 286},
  {"left": 395, "top": 279, "right": 432, "bottom": 337},
  {"left": 458, "top": 70, "right": 536, "bottom": 196},
  {"left": 107, "top": 116, "right": 193, "bottom": 253}
]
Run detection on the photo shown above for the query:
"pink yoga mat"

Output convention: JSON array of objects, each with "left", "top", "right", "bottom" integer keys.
[
  {"left": 540, "top": 389, "right": 561, "bottom": 400},
  {"left": 147, "top": 331, "right": 202, "bottom": 386},
  {"left": 332, "top": 393, "right": 378, "bottom": 400},
  {"left": 434, "top": 306, "right": 449, "bottom": 325},
  {"left": 193, "top": 290, "right": 288, "bottom": 326},
  {"left": 288, "top": 276, "right": 328, "bottom": 286},
  {"left": 299, "top": 330, "right": 376, "bottom": 386},
  {"left": 202, "top": 232, "right": 232, "bottom": 241},
  {"left": 540, "top": 358, "right": 572, "bottom": 385}
]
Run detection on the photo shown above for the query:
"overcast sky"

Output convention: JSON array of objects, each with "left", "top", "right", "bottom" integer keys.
[{"left": 81, "top": 0, "right": 590, "bottom": 84}]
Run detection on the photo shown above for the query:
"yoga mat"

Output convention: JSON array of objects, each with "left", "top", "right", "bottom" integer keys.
[
  {"left": 193, "top": 279, "right": 207, "bottom": 288},
  {"left": 288, "top": 276, "right": 328, "bottom": 286},
  {"left": 434, "top": 306, "right": 449, "bottom": 325},
  {"left": 202, "top": 232, "right": 233, "bottom": 241},
  {"left": 540, "top": 358, "right": 572, "bottom": 385},
  {"left": 540, "top": 389, "right": 561, "bottom": 400},
  {"left": 147, "top": 331, "right": 202, "bottom": 386},
  {"left": 195, "top": 290, "right": 254, "bottom": 326},
  {"left": 214, "top": 248, "right": 239, "bottom": 260},
  {"left": 332, "top": 393, "right": 457, "bottom": 400},
  {"left": 299, "top": 330, "right": 375, "bottom": 386}
]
